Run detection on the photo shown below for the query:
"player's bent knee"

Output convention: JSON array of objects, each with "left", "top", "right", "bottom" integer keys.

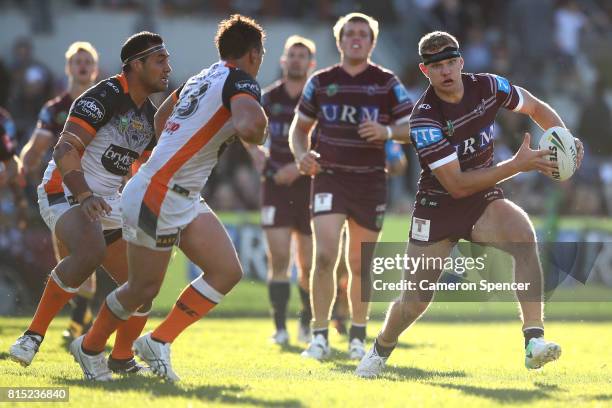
[
  {"left": 74, "top": 242, "right": 106, "bottom": 270},
  {"left": 228, "top": 265, "right": 243, "bottom": 287},
  {"left": 135, "top": 281, "right": 162, "bottom": 303}
]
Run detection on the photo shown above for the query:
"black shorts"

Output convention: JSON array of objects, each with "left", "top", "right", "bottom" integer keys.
[
  {"left": 311, "top": 170, "right": 387, "bottom": 232},
  {"left": 261, "top": 175, "right": 311, "bottom": 235},
  {"left": 409, "top": 187, "right": 504, "bottom": 243}
]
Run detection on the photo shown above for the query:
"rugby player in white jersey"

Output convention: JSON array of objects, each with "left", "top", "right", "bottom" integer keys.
[
  {"left": 9, "top": 32, "right": 171, "bottom": 380},
  {"left": 75, "top": 14, "right": 267, "bottom": 382}
]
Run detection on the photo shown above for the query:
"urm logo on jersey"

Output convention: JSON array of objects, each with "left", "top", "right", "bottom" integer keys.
[
  {"left": 320, "top": 104, "right": 379, "bottom": 124},
  {"left": 268, "top": 121, "right": 290, "bottom": 140},
  {"left": 455, "top": 124, "right": 495, "bottom": 156}
]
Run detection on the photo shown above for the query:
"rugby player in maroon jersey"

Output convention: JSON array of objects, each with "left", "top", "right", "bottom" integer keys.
[
  {"left": 20, "top": 42, "right": 100, "bottom": 342},
  {"left": 356, "top": 31, "right": 585, "bottom": 378},
  {"left": 244, "top": 35, "right": 317, "bottom": 345},
  {"left": 290, "top": 12, "right": 412, "bottom": 360}
]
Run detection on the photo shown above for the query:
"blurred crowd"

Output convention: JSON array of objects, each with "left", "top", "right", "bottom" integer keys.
[{"left": 0, "top": 0, "right": 610, "bottom": 249}]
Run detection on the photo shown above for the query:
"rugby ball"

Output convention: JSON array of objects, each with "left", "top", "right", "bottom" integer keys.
[{"left": 538, "top": 127, "right": 578, "bottom": 181}]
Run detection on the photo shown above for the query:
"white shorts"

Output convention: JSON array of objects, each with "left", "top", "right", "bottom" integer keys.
[
  {"left": 37, "top": 185, "right": 122, "bottom": 234},
  {"left": 120, "top": 174, "right": 210, "bottom": 251}
]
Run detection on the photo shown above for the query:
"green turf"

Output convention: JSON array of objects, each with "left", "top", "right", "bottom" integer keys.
[{"left": 1, "top": 316, "right": 610, "bottom": 407}]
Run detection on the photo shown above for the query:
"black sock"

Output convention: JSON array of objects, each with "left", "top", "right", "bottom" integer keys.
[
  {"left": 349, "top": 325, "right": 366, "bottom": 342},
  {"left": 24, "top": 330, "right": 43, "bottom": 343},
  {"left": 268, "top": 281, "right": 290, "bottom": 331},
  {"left": 374, "top": 338, "right": 395, "bottom": 358},
  {"left": 298, "top": 287, "right": 311, "bottom": 327},
  {"left": 70, "top": 295, "right": 89, "bottom": 325},
  {"left": 313, "top": 328, "right": 328, "bottom": 341},
  {"left": 523, "top": 327, "right": 544, "bottom": 348}
]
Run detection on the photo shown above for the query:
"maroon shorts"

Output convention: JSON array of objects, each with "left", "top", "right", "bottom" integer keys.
[
  {"left": 261, "top": 175, "right": 311, "bottom": 235},
  {"left": 409, "top": 187, "right": 504, "bottom": 243},
  {"left": 311, "top": 170, "right": 387, "bottom": 232}
]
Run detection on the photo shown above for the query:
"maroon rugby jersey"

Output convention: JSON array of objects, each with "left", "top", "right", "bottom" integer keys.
[
  {"left": 409, "top": 73, "right": 523, "bottom": 194},
  {"left": 36, "top": 92, "right": 73, "bottom": 139},
  {"left": 297, "top": 64, "right": 413, "bottom": 173},
  {"left": 262, "top": 80, "right": 300, "bottom": 171}
]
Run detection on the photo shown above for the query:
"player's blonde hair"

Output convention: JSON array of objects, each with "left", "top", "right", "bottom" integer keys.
[
  {"left": 284, "top": 35, "right": 316, "bottom": 57},
  {"left": 65, "top": 41, "right": 99, "bottom": 63},
  {"left": 333, "top": 12, "right": 379, "bottom": 44},
  {"left": 418, "top": 31, "right": 459, "bottom": 56}
]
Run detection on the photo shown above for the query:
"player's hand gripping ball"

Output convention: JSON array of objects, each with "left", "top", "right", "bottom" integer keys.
[{"left": 538, "top": 126, "right": 578, "bottom": 181}]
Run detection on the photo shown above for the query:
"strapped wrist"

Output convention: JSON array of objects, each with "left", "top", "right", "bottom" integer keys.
[
  {"left": 76, "top": 191, "right": 93, "bottom": 204},
  {"left": 386, "top": 126, "right": 393, "bottom": 140}
]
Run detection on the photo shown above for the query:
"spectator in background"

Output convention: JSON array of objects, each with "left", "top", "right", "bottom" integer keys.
[
  {"left": 0, "top": 58, "right": 10, "bottom": 107},
  {"left": 555, "top": 0, "right": 586, "bottom": 66},
  {"left": 8, "top": 38, "right": 54, "bottom": 148},
  {"left": 432, "top": 0, "right": 470, "bottom": 42},
  {"left": 577, "top": 77, "right": 612, "bottom": 158},
  {"left": 463, "top": 26, "right": 492, "bottom": 73},
  {"left": 507, "top": 0, "right": 555, "bottom": 95}
]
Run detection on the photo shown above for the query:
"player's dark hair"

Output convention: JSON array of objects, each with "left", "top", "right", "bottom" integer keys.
[
  {"left": 215, "top": 14, "right": 265, "bottom": 60},
  {"left": 121, "top": 31, "right": 164, "bottom": 72},
  {"left": 418, "top": 31, "right": 459, "bottom": 56}
]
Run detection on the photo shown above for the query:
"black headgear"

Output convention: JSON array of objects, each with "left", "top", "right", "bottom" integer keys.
[{"left": 421, "top": 46, "right": 461, "bottom": 65}]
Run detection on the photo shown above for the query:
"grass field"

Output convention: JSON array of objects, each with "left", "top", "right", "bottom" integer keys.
[
  {"left": 1, "top": 277, "right": 611, "bottom": 408},
  {"left": 1, "top": 314, "right": 611, "bottom": 407},
  {"left": 1, "top": 214, "right": 611, "bottom": 407}
]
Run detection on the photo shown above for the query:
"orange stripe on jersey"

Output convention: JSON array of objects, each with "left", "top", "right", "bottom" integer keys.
[
  {"left": 68, "top": 116, "right": 96, "bottom": 136},
  {"left": 44, "top": 168, "right": 63, "bottom": 194},
  {"left": 142, "top": 107, "right": 231, "bottom": 216},
  {"left": 117, "top": 73, "right": 129, "bottom": 93}
]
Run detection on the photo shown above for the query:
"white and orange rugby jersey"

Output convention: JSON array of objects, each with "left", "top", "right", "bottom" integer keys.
[
  {"left": 137, "top": 61, "right": 261, "bottom": 214},
  {"left": 41, "top": 73, "right": 157, "bottom": 198}
]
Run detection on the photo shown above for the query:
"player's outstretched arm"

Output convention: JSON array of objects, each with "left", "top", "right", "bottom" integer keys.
[
  {"left": 358, "top": 120, "right": 411, "bottom": 144},
  {"left": 516, "top": 86, "right": 584, "bottom": 168},
  {"left": 154, "top": 92, "right": 178, "bottom": 140},
  {"left": 20, "top": 128, "right": 54, "bottom": 176},
  {"left": 433, "top": 133, "right": 556, "bottom": 199},
  {"left": 232, "top": 95, "right": 268, "bottom": 145},
  {"left": 53, "top": 122, "right": 111, "bottom": 221},
  {"left": 289, "top": 114, "right": 320, "bottom": 175}
]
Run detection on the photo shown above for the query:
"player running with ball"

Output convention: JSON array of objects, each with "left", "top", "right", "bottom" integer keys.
[{"left": 356, "top": 31, "right": 584, "bottom": 378}]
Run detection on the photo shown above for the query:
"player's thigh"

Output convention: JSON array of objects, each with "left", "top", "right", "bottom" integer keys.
[
  {"left": 312, "top": 213, "right": 346, "bottom": 266},
  {"left": 54, "top": 206, "right": 106, "bottom": 258},
  {"left": 345, "top": 218, "right": 380, "bottom": 277},
  {"left": 472, "top": 199, "right": 536, "bottom": 245},
  {"left": 263, "top": 227, "right": 292, "bottom": 278},
  {"left": 178, "top": 212, "right": 242, "bottom": 282},
  {"left": 126, "top": 242, "right": 172, "bottom": 292},
  {"left": 401, "top": 239, "right": 455, "bottom": 303},
  {"left": 101, "top": 237, "right": 128, "bottom": 284},
  {"left": 293, "top": 230, "right": 313, "bottom": 287}
]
